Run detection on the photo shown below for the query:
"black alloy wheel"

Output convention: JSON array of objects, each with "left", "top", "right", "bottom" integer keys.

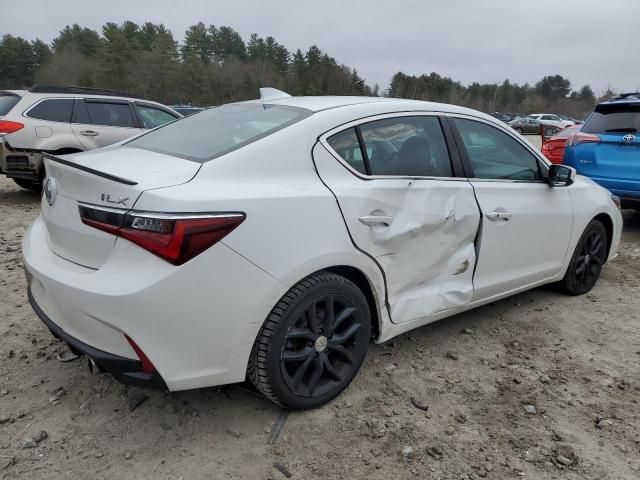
[
  {"left": 559, "top": 220, "right": 608, "bottom": 295},
  {"left": 248, "top": 272, "right": 371, "bottom": 409},
  {"left": 280, "top": 293, "right": 366, "bottom": 398}
]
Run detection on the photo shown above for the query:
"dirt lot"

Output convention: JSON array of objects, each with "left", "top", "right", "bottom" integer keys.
[{"left": 1, "top": 175, "right": 639, "bottom": 480}]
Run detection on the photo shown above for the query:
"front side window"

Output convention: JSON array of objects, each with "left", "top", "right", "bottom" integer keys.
[
  {"left": 453, "top": 118, "right": 542, "bottom": 181},
  {"left": 127, "top": 103, "right": 311, "bottom": 162},
  {"left": 76, "top": 101, "right": 135, "bottom": 128},
  {"left": 135, "top": 104, "right": 178, "bottom": 129},
  {"left": 27, "top": 99, "right": 74, "bottom": 122}
]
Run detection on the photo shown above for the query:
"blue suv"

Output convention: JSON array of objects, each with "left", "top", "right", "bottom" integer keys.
[{"left": 563, "top": 93, "right": 640, "bottom": 208}]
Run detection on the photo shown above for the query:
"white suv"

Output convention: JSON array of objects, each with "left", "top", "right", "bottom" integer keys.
[
  {"left": 528, "top": 113, "right": 574, "bottom": 129},
  {"left": 0, "top": 86, "right": 181, "bottom": 191}
]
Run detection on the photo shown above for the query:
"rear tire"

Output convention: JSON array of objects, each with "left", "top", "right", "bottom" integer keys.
[
  {"left": 558, "top": 220, "right": 607, "bottom": 295},
  {"left": 248, "top": 272, "right": 371, "bottom": 409},
  {"left": 13, "top": 178, "right": 42, "bottom": 192}
]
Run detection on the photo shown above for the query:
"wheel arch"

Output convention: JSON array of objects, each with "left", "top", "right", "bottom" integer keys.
[
  {"left": 323, "top": 265, "right": 381, "bottom": 341},
  {"left": 593, "top": 212, "right": 614, "bottom": 259}
]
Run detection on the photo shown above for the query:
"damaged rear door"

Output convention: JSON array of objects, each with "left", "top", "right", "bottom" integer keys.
[{"left": 315, "top": 114, "right": 480, "bottom": 324}]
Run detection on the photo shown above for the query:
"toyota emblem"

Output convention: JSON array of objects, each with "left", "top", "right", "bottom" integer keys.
[
  {"left": 623, "top": 134, "right": 636, "bottom": 143},
  {"left": 44, "top": 177, "right": 57, "bottom": 206}
]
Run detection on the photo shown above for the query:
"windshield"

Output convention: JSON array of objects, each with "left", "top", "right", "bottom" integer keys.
[
  {"left": 127, "top": 103, "right": 312, "bottom": 162},
  {"left": 583, "top": 104, "right": 640, "bottom": 133},
  {"left": 0, "top": 94, "right": 20, "bottom": 116}
]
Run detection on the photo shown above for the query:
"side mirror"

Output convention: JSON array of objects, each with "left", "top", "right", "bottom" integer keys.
[{"left": 548, "top": 164, "right": 576, "bottom": 187}]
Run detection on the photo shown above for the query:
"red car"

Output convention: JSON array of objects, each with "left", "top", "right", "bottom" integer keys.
[{"left": 541, "top": 125, "right": 581, "bottom": 164}]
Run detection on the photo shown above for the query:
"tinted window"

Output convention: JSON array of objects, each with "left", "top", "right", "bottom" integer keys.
[
  {"left": 135, "top": 104, "right": 178, "bottom": 129},
  {"left": 359, "top": 116, "right": 452, "bottom": 177},
  {"left": 327, "top": 128, "right": 366, "bottom": 174},
  {"left": 127, "top": 103, "right": 311, "bottom": 162},
  {"left": 453, "top": 118, "right": 541, "bottom": 180},
  {"left": 583, "top": 104, "right": 640, "bottom": 133},
  {"left": 0, "top": 94, "right": 20, "bottom": 116},
  {"left": 27, "top": 99, "right": 74, "bottom": 122},
  {"left": 82, "top": 101, "right": 135, "bottom": 128}
]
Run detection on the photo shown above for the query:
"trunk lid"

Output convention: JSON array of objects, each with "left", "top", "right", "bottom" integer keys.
[{"left": 42, "top": 146, "right": 200, "bottom": 269}]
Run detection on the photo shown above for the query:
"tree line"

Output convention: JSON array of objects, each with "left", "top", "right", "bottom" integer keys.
[
  {"left": 0, "top": 22, "right": 612, "bottom": 117},
  {"left": 388, "top": 72, "right": 603, "bottom": 119},
  {"left": 0, "top": 22, "right": 370, "bottom": 105}
]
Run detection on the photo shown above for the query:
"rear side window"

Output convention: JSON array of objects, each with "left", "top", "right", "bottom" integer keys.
[
  {"left": 326, "top": 128, "right": 366, "bottom": 174},
  {"left": 583, "top": 104, "right": 640, "bottom": 133},
  {"left": 26, "top": 99, "right": 74, "bottom": 122},
  {"left": 127, "top": 103, "right": 311, "bottom": 162},
  {"left": 135, "top": 104, "right": 178, "bottom": 129},
  {"left": 0, "top": 94, "right": 20, "bottom": 116},
  {"left": 360, "top": 116, "right": 452, "bottom": 177},
  {"left": 75, "top": 101, "right": 135, "bottom": 128}
]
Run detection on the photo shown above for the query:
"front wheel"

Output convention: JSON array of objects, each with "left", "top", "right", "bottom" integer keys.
[
  {"left": 248, "top": 272, "right": 371, "bottom": 409},
  {"left": 516, "top": 127, "right": 524, "bottom": 134},
  {"left": 558, "top": 220, "right": 607, "bottom": 295}
]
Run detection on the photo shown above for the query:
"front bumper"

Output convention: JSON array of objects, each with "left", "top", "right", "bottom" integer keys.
[{"left": 28, "top": 286, "right": 167, "bottom": 389}]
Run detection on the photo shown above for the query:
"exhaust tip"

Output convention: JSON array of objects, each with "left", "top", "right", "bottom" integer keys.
[{"left": 88, "top": 357, "right": 104, "bottom": 375}]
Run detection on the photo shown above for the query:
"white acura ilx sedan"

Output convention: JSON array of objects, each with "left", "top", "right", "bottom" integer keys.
[{"left": 23, "top": 89, "right": 622, "bottom": 409}]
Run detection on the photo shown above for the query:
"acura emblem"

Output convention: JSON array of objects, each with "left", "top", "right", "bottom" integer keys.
[
  {"left": 43, "top": 177, "right": 57, "bottom": 206},
  {"left": 623, "top": 134, "right": 636, "bottom": 143}
]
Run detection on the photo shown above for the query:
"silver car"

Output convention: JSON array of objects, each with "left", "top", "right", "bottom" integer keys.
[{"left": 0, "top": 86, "right": 181, "bottom": 191}]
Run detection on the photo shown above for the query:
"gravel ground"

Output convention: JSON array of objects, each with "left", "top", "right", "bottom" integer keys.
[{"left": 0, "top": 175, "right": 639, "bottom": 480}]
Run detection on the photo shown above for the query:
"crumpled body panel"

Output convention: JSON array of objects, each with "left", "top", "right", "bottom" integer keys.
[
  {"left": 314, "top": 143, "right": 480, "bottom": 324},
  {"left": 373, "top": 183, "right": 479, "bottom": 322}
]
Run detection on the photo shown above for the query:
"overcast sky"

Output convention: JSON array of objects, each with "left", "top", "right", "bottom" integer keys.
[{"left": 2, "top": 0, "right": 639, "bottom": 93}]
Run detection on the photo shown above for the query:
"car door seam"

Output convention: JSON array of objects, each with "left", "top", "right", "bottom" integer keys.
[{"left": 310, "top": 139, "right": 392, "bottom": 319}]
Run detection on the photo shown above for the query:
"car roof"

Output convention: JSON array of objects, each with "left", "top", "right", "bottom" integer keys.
[
  {"left": 597, "top": 93, "right": 640, "bottom": 106},
  {"left": 243, "top": 95, "right": 495, "bottom": 119}
]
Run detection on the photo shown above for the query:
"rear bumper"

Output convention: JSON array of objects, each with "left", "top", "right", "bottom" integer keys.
[
  {"left": 23, "top": 214, "right": 284, "bottom": 391},
  {"left": 0, "top": 138, "right": 42, "bottom": 181},
  {"left": 28, "top": 286, "right": 167, "bottom": 389}
]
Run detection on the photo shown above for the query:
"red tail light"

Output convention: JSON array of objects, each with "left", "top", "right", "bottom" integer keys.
[
  {"left": 79, "top": 205, "right": 245, "bottom": 265},
  {"left": 0, "top": 120, "right": 24, "bottom": 135},
  {"left": 568, "top": 132, "right": 600, "bottom": 146},
  {"left": 125, "top": 335, "right": 156, "bottom": 374}
]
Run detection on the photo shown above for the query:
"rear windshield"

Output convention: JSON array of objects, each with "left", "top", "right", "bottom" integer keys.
[
  {"left": 582, "top": 104, "right": 640, "bottom": 134},
  {"left": 0, "top": 94, "right": 20, "bottom": 116},
  {"left": 127, "top": 103, "right": 312, "bottom": 162}
]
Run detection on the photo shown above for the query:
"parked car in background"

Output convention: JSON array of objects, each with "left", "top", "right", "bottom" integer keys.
[
  {"left": 563, "top": 92, "right": 640, "bottom": 209},
  {"left": 170, "top": 104, "right": 204, "bottom": 116},
  {"left": 541, "top": 124, "right": 581, "bottom": 164},
  {"left": 23, "top": 89, "right": 621, "bottom": 409},
  {"left": 558, "top": 114, "right": 582, "bottom": 125},
  {"left": 0, "top": 86, "right": 181, "bottom": 191},
  {"left": 528, "top": 114, "right": 574, "bottom": 128},
  {"left": 508, "top": 116, "right": 541, "bottom": 134}
]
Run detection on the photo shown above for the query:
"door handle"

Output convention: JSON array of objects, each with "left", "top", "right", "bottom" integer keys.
[
  {"left": 80, "top": 130, "right": 99, "bottom": 137},
  {"left": 486, "top": 211, "right": 512, "bottom": 221},
  {"left": 358, "top": 215, "right": 393, "bottom": 227}
]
